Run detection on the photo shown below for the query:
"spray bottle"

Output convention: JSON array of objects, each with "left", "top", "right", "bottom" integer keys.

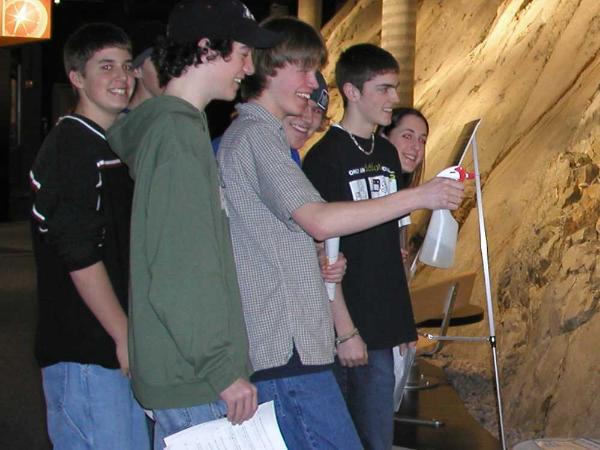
[{"left": 419, "top": 165, "right": 474, "bottom": 268}]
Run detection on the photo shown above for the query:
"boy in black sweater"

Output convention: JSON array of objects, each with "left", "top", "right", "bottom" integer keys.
[{"left": 30, "top": 23, "right": 149, "bottom": 449}]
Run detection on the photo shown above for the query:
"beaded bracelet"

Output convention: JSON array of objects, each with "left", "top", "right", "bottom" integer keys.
[{"left": 335, "top": 327, "right": 360, "bottom": 346}]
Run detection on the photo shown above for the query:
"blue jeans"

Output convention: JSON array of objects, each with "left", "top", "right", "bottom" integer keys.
[
  {"left": 334, "top": 348, "right": 395, "bottom": 450},
  {"left": 152, "top": 400, "right": 228, "bottom": 450},
  {"left": 42, "top": 362, "right": 150, "bottom": 450},
  {"left": 255, "top": 370, "right": 363, "bottom": 450}
]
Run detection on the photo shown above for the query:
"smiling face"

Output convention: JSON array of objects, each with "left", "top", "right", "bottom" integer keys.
[
  {"left": 262, "top": 62, "right": 319, "bottom": 120},
  {"left": 70, "top": 46, "right": 134, "bottom": 127},
  {"left": 386, "top": 114, "right": 428, "bottom": 173},
  {"left": 354, "top": 71, "right": 399, "bottom": 128},
  {"left": 283, "top": 99, "right": 323, "bottom": 149},
  {"left": 209, "top": 41, "right": 254, "bottom": 101}
]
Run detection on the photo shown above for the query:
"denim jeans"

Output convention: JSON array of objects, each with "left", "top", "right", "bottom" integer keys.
[
  {"left": 41, "top": 362, "right": 150, "bottom": 450},
  {"left": 334, "top": 348, "right": 395, "bottom": 450},
  {"left": 153, "top": 400, "right": 228, "bottom": 450},
  {"left": 255, "top": 370, "right": 363, "bottom": 450}
]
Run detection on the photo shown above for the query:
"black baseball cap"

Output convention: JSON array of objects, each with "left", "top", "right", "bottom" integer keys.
[
  {"left": 168, "top": 0, "right": 281, "bottom": 48},
  {"left": 310, "top": 71, "right": 329, "bottom": 112},
  {"left": 130, "top": 21, "right": 166, "bottom": 68}
]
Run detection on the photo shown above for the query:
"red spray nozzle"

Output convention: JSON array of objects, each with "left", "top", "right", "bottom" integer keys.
[{"left": 436, "top": 165, "right": 475, "bottom": 182}]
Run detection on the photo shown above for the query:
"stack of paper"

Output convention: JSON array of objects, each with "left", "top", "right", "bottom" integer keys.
[{"left": 164, "top": 401, "right": 287, "bottom": 450}]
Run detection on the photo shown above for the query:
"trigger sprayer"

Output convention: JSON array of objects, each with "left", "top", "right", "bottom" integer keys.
[{"left": 419, "top": 166, "right": 474, "bottom": 268}]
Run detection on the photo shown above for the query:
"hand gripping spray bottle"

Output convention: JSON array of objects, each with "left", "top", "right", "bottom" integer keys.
[{"left": 419, "top": 166, "right": 474, "bottom": 268}]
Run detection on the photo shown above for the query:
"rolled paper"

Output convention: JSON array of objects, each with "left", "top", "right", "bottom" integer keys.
[{"left": 325, "top": 237, "right": 340, "bottom": 301}]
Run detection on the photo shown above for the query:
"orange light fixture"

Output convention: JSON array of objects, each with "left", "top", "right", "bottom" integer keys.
[{"left": 1, "top": 0, "right": 51, "bottom": 46}]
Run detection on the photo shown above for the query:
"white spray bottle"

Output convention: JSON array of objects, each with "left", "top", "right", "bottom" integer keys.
[{"left": 419, "top": 165, "right": 474, "bottom": 268}]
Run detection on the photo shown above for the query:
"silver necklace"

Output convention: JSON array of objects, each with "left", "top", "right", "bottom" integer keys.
[{"left": 333, "top": 122, "right": 375, "bottom": 156}]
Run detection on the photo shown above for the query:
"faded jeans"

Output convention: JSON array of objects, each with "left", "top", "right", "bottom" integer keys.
[
  {"left": 152, "top": 400, "right": 228, "bottom": 450},
  {"left": 42, "top": 362, "right": 150, "bottom": 450}
]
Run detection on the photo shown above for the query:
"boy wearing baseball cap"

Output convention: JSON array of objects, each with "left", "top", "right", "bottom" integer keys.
[
  {"left": 284, "top": 70, "right": 329, "bottom": 158},
  {"left": 107, "top": 1, "right": 280, "bottom": 447},
  {"left": 126, "top": 21, "right": 165, "bottom": 111}
]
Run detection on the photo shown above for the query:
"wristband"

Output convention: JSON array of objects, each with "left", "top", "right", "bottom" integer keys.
[{"left": 335, "top": 328, "right": 360, "bottom": 346}]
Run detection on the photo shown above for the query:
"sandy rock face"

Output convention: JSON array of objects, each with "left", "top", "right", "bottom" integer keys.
[
  {"left": 416, "top": 0, "right": 600, "bottom": 443},
  {"left": 313, "top": 0, "right": 600, "bottom": 444},
  {"left": 499, "top": 148, "right": 600, "bottom": 438}
]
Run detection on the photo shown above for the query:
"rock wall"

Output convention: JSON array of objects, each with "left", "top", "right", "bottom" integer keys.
[{"left": 315, "top": 0, "right": 600, "bottom": 444}]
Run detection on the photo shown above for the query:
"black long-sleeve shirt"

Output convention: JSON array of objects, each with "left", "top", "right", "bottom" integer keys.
[{"left": 30, "top": 114, "right": 133, "bottom": 369}]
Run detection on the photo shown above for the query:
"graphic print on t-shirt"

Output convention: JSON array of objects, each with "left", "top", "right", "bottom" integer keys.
[
  {"left": 348, "top": 163, "right": 398, "bottom": 201},
  {"left": 349, "top": 179, "right": 369, "bottom": 200}
]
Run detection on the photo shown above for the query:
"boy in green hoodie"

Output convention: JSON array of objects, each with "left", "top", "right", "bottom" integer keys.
[{"left": 107, "top": 1, "right": 280, "bottom": 448}]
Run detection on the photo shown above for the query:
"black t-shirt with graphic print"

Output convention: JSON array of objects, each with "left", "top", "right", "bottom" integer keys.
[{"left": 303, "top": 125, "right": 417, "bottom": 348}]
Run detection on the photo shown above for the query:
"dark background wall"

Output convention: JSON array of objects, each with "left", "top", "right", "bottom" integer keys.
[
  {"left": 0, "top": 49, "right": 10, "bottom": 221},
  {"left": 1, "top": 0, "right": 343, "bottom": 221}
]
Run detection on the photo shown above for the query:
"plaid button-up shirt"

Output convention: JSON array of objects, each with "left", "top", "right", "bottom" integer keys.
[{"left": 217, "top": 103, "right": 335, "bottom": 372}]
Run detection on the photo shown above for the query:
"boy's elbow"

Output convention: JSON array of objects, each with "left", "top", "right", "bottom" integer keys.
[
  {"left": 308, "top": 223, "right": 330, "bottom": 242},
  {"left": 293, "top": 203, "right": 332, "bottom": 241}
]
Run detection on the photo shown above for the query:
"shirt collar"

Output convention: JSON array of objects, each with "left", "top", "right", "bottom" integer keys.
[{"left": 235, "top": 102, "right": 284, "bottom": 130}]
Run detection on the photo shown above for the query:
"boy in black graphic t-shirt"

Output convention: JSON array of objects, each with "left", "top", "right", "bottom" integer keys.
[{"left": 304, "top": 43, "right": 453, "bottom": 450}]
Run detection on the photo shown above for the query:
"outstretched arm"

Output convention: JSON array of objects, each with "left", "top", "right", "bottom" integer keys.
[{"left": 293, "top": 177, "right": 464, "bottom": 241}]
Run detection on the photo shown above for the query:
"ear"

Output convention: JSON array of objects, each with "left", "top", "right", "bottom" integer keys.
[
  {"left": 342, "top": 82, "right": 360, "bottom": 103},
  {"left": 197, "top": 38, "right": 218, "bottom": 63},
  {"left": 133, "top": 67, "right": 143, "bottom": 79},
  {"left": 68, "top": 70, "right": 84, "bottom": 89}
]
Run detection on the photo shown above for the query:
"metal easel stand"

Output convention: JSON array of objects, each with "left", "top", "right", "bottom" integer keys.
[
  {"left": 403, "top": 282, "right": 458, "bottom": 396},
  {"left": 395, "top": 283, "right": 459, "bottom": 428},
  {"left": 424, "top": 120, "right": 508, "bottom": 450}
]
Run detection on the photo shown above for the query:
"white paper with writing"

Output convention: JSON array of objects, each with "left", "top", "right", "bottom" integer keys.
[{"left": 164, "top": 401, "right": 287, "bottom": 450}]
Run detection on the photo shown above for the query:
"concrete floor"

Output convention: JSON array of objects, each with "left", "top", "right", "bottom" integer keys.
[
  {"left": 0, "top": 221, "right": 50, "bottom": 450},
  {"left": 0, "top": 220, "right": 500, "bottom": 450}
]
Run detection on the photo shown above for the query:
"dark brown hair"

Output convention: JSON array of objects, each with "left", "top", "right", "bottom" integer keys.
[
  {"left": 63, "top": 23, "right": 131, "bottom": 76},
  {"left": 378, "top": 107, "right": 429, "bottom": 187},
  {"left": 335, "top": 43, "right": 399, "bottom": 107}
]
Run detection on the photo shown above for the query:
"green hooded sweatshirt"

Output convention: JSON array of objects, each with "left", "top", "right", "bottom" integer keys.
[{"left": 107, "top": 95, "right": 251, "bottom": 409}]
